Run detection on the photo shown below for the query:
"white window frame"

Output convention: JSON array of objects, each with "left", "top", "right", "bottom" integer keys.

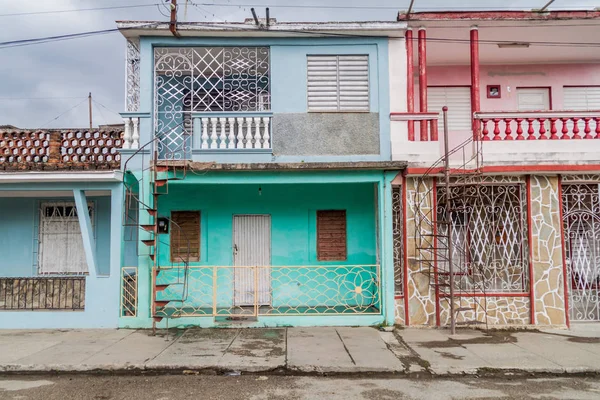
[
  {"left": 37, "top": 201, "right": 94, "bottom": 276},
  {"left": 307, "top": 54, "right": 370, "bottom": 112}
]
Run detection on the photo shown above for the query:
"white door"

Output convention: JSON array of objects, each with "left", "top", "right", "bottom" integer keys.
[
  {"left": 517, "top": 88, "right": 550, "bottom": 111},
  {"left": 232, "top": 215, "right": 271, "bottom": 306},
  {"left": 517, "top": 88, "right": 550, "bottom": 138}
]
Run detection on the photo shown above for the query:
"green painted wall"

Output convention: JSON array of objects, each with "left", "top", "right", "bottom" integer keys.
[
  {"left": 154, "top": 182, "right": 379, "bottom": 311},
  {"left": 157, "top": 182, "right": 377, "bottom": 266}
]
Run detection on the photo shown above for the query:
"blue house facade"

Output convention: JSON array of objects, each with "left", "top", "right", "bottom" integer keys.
[
  {"left": 118, "top": 19, "right": 407, "bottom": 329},
  {"left": 0, "top": 129, "right": 124, "bottom": 328}
]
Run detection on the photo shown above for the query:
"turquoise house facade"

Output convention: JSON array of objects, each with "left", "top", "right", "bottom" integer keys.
[{"left": 118, "top": 19, "right": 406, "bottom": 329}]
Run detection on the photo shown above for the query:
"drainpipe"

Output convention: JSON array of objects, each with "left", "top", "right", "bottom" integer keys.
[
  {"left": 169, "top": 0, "right": 180, "bottom": 37},
  {"left": 406, "top": 28, "right": 415, "bottom": 141},
  {"left": 418, "top": 27, "right": 428, "bottom": 141},
  {"left": 470, "top": 26, "right": 481, "bottom": 139}
]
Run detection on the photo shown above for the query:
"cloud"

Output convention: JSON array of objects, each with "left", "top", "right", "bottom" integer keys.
[{"left": 0, "top": 0, "right": 597, "bottom": 128}]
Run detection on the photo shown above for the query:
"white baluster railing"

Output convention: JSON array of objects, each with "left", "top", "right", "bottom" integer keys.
[
  {"left": 122, "top": 117, "right": 140, "bottom": 149},
  {"left": 193, "top": 115, "right": 272, "bottom": 150}
]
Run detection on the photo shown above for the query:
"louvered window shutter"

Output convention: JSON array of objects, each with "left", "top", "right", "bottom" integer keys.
[
  {"left": 317, "top": 210, "right": 347, "bottom": 261},
  {"left": 427, "top": 87, "right": 472, "bottom": 131},
  {"left": 170, "top": 211, "right": 201, "bottom": 262},
  {"left": 307, "top": 55, "right": 369, "bottom": 112},
  {"left": 564, "top": 87, "right": 600, "bottom": 111}
]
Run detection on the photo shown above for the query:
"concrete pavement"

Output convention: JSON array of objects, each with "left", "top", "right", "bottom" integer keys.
[{"left": 1, "top": 325, "right": 600, "bottom": 376}]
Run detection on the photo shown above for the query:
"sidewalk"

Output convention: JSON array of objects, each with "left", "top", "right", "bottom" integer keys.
[{"left": 1, "top": 325, "right": 599, "bottom": 376}]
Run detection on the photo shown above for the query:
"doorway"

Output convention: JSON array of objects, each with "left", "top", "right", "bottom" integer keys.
[{"left": 232, "top": 214, "right": 271, "bottom": 306}]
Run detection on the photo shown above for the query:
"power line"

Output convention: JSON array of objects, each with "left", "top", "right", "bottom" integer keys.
[
  {"left": 0, "top": 96, "right": 86, "bottom": 100},
  {"left": 2, "top": 20, "right": 600, "bottom": 51},
  {"left": 0, "top": 3, "right": 160, "bottom": 17},
  {"left": 191, "top": 2, "right": 597, "bottom": 11},
  {"left": 0, "top": 23, "right": 160, "bottom": 49},
  {"left": 38, "top": 98, "right": 89, "bottom": 129}
]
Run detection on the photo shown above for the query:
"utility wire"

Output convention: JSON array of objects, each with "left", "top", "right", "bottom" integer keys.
[
  {"left": 38, "top": 98, "right": 89, "bottom": 129},
  {"left": 0, "top": 3, "right": 160, "bottom": 17},
  {"left": 0, "top": 22, "right": 160, "bottom": 49},
  {"left": 1, "top": 18, "right": 600, "bottom": 50}
]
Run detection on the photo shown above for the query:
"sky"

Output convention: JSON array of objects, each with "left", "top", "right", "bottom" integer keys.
[{"left": 0, "top": 0, "right": 597, "bottom": 129}]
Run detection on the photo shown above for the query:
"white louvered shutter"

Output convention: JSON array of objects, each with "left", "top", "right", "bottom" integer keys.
[
  {"left": 564, "top": 87, "right": 600, "bottom": 110},
  {"left": 307, "top": 55, "right": 369, "bottom": 112},
  {"left": 427, "top": 87, "right": 472, "bottom": 131}
]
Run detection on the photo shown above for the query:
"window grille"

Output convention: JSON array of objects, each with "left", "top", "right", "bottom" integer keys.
[
  {"left": 307, "top": 55, "right": 369, "bottom": 112},
  {"left": 436, "top": 184, "right": 529, "bottom": 293},
  {"left": 154, "top": 47, "right": 270, "bottom": 159},
  {"left": 38, "top": 202, "right": 93, "bottom": 275},
  {"left": 170, "top": 211, "right": 201, "bottom": 263},
  {"left": 317, "top": 210, "right": 347, "bottom": 261},
  {"left": 562, "top": 183, "right": 600, "bottom": 321},
  {"left": 392, "top": 186, "right": 404, "bottom": 296}
]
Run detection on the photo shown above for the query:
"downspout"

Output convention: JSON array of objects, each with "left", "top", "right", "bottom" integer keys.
[{"left": 170, "top": 0, "right": 180, "bottom": 37}]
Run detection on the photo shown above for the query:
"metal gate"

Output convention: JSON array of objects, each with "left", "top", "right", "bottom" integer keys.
[
  {"left": 232, "top": 215, "right": 271, "bottom": 306},
  {"left": 562, "top": 183, "right": 600, "bottom": 321}
]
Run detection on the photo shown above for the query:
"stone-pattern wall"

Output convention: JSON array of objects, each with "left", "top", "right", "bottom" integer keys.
[
  {"left": 394, "top": 298, "right": 405, "bottom": 325},
  {"left": 439, "top": 297, "right": 530, "bottom": 326},
  {"left": 530, "top": 176, "right": 567, "bottom": 325},
  {"left": 405, "top": 177, "right": 437, "bottom": 326}
]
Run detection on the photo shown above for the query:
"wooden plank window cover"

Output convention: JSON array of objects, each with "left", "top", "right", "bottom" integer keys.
[
  {"left": 317, "top": 210, "right": 347, "bottom": 261},
  {"left": 307, "top": 55, "right": 369, "bottom": 112},
  {"left": 170, "top": 211, "right": 200, "bottom": 263}
]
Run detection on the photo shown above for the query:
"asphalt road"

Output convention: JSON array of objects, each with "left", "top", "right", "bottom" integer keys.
[{"left": 1, "top": 374, "right": 600, "bottom": 400}]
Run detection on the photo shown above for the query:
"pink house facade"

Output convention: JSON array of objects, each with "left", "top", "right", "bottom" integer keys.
[{"left": 389, "top": 11, "right": 600, "bottom": 328}]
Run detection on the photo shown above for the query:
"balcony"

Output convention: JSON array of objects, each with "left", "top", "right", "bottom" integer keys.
[
  {"left": 475, "top": 111, "right": 600, "bottom": 164},
  {"left": 391, "top": 110, "right": 600, "bottom": 166},
  {"left": 191, "top": 113, "right": 272, "bottom": 151}
]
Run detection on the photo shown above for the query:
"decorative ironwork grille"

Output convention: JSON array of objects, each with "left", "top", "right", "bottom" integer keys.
[
  {"left": 126, "top": 38, "right": 141, "bottom": 112},
  {"left": 0, "top": 277, "right": 85, "bottom": 310},
  {"left": 436, "top": 184, "right": 529, "bottom": 293},
  {"left": 562, "top": 183, "right": 600, "bottom": 321},
  {"left": 154, "top": 47, "right": 270, "bottom": 159},
  {"left": 153, "top": 265, "right": 380, "bottom": 318},
  {"left": 392, "top": 185, "right": 404, "bottom": 296},
  {"left": 121, "top": 267, "right": 138, "bottom": 317}
]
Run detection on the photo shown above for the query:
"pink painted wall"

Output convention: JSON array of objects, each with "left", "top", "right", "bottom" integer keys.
[{"left": 423, "top": 63, "right": 600, "bottom": 111}]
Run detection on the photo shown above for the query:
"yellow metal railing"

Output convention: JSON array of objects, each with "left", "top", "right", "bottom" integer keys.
[{"left": 153, "top": 265, "right": 381, "bottom": 318}]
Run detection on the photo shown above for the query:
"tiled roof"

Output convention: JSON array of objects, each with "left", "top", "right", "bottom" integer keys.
[{"left": 0, "top": 129, "right": 124, "bottom": 171}]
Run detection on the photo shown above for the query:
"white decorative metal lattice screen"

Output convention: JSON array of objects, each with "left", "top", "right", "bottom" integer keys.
[
  {"left": 436, "top": 184, "right": 529, "bottom": 293},
  {"left": 154, "top": 47, "right": 270, "bottom": 159},
  {"left": 562, "top": 183, "right": 600, "bottom": 321},
  {"left": 38, "top": 202, "right": 93, "bottom": 275},
  {"left": 126, "top": 38, "right": 140, "bottom": 112},
  {"left": 392, "top": 185, "right": 404, "bottom": 296}
]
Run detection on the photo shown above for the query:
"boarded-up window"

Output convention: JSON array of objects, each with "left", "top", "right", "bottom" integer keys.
[
  {"left": 307, "top": 55, "right": 369, "bottom": 112},
  {"left": 317, "top": 210, "right": 347, "bottom": 261},
  {"left": 170, "top": 211, "right": 200, "bottom": 262}
]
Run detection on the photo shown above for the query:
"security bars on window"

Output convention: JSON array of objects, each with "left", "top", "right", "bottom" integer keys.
[
  {"left": 436, "top": 184, "right": 529, "bottom": 293},
  {"left": 154, "top": 47, "right": 270, "bottom": 159},
  {"left": 307, "top": 55, "right": 369, "bottom": 112},
  {"left": 38, "top": 202, "right": 93, "bottom": 276},
  {"left": 562, "top": 183, "right": 600, "bottom": 321},
  {"left": 392, "top": 185, "right": 404, "bottom": 296}
]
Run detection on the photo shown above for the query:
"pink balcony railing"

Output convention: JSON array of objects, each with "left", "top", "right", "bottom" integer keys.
[
  {"left": 390, "top": 112, "right": 440, "bottom": 141},
  {"left": 475, "top": 111, "right": 600, "bottom": 141}
]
